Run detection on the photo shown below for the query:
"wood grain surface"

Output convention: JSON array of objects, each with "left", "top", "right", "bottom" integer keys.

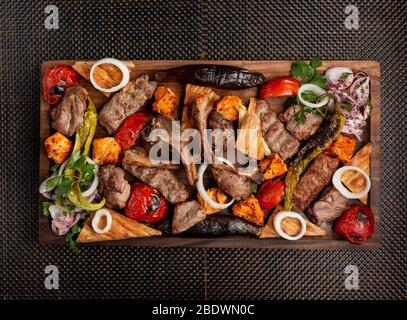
[{"left": 39, "top": 60, "right": 380, "bottom": 249}]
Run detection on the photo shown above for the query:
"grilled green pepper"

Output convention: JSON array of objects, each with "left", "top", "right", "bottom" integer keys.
[
  {"left": 66, "top": 97, "right": 105, "bottom": 210},
  {"left": 155, "top": 64, "right": 266, "bottom": 89},
  {"left": 284, "top": 107, "right": 345, "bottom": 211}
]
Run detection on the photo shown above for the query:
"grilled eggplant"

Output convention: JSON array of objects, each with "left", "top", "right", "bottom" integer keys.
[
  {"left": 186, "top": 215, "right": 260, "bottom": 236},
  {"left": 284, "top": 108, "right": 345, "bottom": 211},
  {"left": 155, "top": 64, "right": 266, "bottom": 89}
]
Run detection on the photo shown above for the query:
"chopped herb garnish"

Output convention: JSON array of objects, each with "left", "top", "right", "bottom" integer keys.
[
  {"left": 50, "top": 164, "right": 60, "bottom": 174},
  {"left": 342, "top": 102, "right": 353, "bottom": 111},
  {"left": 340, "top": 72, "right": 352, "bottom": 82},
  {"left": 45, "top": 176, "right": 61, "bottom": 190},
  {"left": 295, "top": 109, "right": 306, "bottom": 124},
  {"left": 65, "top": 223, "right": 81, "bottom": 254},
  {"left": 291, "top": 57, "right": 326, "bottom": 89},
  {"left": 251, "top": 184, "right": 258, "bottom": 195},
  {"left": 301, "top": 90, "right": 318, "bottom": 103},
  {"left": 42, "top": 201, "right": 53, "bottom": 217}
]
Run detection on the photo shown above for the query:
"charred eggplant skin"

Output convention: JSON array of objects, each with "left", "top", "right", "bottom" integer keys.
[
  {"left": 155, "top": 64, "right": 266, "bottom": 89},
  {"left": 284, "top": 108, "right": 345, "bottom": 211},
  {"left": 187, "top": 215, "right": 260, "bottom": 236}
]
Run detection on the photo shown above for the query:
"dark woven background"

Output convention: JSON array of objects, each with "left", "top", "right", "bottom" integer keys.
[{"left": 1, "top": 0, "right": 406, "bottom": 300}]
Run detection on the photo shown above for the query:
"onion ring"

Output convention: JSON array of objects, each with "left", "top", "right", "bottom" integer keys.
[
  {"left": 81, "top": 157, "right": 99, "bottom": 198},
  {"left": 297, "top": 84, "right": 329, "bottom": 109},
  {"left": 273, "top": 211, "right": 307, "bottom": 241},
  {"left": 39, "top": 173, "right": 59, "bottom": 194},
  {"left": 90, "top": 58, "right": 130, "bottom": 93},
  {"left": 197, "top": 158, "right": 235, "bottom": 210},
  {"left": 332, "top": 166, "right": 371, "bottom": 199},
  {"left": 92, "top": 209, "right": 112, "bottom": 234}
]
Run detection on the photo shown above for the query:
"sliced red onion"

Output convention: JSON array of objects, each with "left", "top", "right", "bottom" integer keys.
[
  {"left": 49, "top": 204, "right": 65, "bottom": 219},
  {"left": 51, "top": 213, "right": 80, "bottom": 236},
  {"left": 58, "top": 160, "right": 68, "bottom": 176},
  {"left": 350, "top": 76, "right": 370, "bottom": 107},
  {"left": 325, "top": 67, "right": 354, "bottom": 90},
  {"left": 92, "top": 209, "right": 112, "bottom": 234}
]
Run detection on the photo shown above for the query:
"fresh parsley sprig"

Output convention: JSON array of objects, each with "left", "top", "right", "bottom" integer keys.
[{"left": 290, "top": 57, "right": 326, "bottom": 89}]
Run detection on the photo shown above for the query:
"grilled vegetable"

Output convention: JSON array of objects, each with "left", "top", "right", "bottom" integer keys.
[
  {"left": 324, "top": 134, "right": 356, "bottom": 163},
  {"left": 257, "top": 180, "right": 285, "bottom": 211},
  {"left": 284, "top": 107, "right": 345, "bottom": 211},
  {"left": 259, "top": 153, "right": 287, "bottom": 180},
  {"left": 125, "top": 183, "right": 168, "bottom": 223},
  {"left": 259, "top": 77, "right": 300, "bottom": 98},
  {"left": 152, "top": 86, "right": 178, "bottom": 116},
  {"left": 92, "top": 137, "right": 122, "bottom": 166},
  {"left": 232, "top": 195, "right": 265, "bottom": 226},
  {"left": 216, "top": 95, "right": 244, "bottom": 121},
  {"left": 334, "top": 204, "right": 374, "bottom": 244},
  {"left": 44, "top": 132, "right": 73, "bottom": 164},
  {"left": 155, "top": 64, "right": 265, "bottom": 89},
  {"left": 42, "top": 64, "right": 79, "bottom": 105},
  {"left": 115, "top": 113, "right": 149, "bottom": 150},
  {"left": 186, "top": 215, "right": 260, "bottom": 236}
]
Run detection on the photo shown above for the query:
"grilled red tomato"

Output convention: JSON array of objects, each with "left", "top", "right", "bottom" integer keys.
[
  {"left": 115, "top": 113, "right": 149, "bottom": 150},
  {"left": 42, "top": 64, "right": 79, "bottom": 105},
  {"left": 259, "top": 77, "right": 300, "bottom": 98},
  {"left": 334, "top": 205, "right": 374, "bottom": 244},
  {"left": 124, "top": 182, "right": 168, "bottom": 223},
  {"left": 257, "top": 180, "right": 285, "bottom": 210}
]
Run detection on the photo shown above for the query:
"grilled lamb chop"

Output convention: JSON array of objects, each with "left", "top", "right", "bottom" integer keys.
[
  {"left": 99, "top": 75, "right": 157, "bottom": 134},
  {"left": 256, "top": 102, "right": 300, "bottom": 160},
  {"left": 122, "top": 147, "right": 180, "bottom": 169},
  {"left": 172, "top": 200, "right": 206, "bottom": 234},
  {"left": 279, "top": 105, "right": 323, "bottom": 141},
  {"left": 98, "top": 165, "right": 131, "bottom": 209},
  {"left": 209, "top": 111, "right": 235, "bottom": 152},
  {"left": 50, "top": 85, "right": 88, "bottom": 137},
  {"left": 144, "top": 115, "right": 197, "bottom": 185},
  {"left": 292, "top": 153, "right": 339, "bottom": 212},
  {"left": 211, "top": 163, "right": 251, "bottom": 200},
  {"left": 122, "top": 163, "right": 189, "bottom": 204},
  {"left": 306, "top": 186, "right": 350, "bottom": 225}
]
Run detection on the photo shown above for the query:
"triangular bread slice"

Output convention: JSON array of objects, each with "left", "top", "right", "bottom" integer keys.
[
  {"left": 259, "top": 205, "right": 326, "bottom": 238},
  {"left": 341, "top": 143, "right": 371, "bottom": 204},
  {"left": 77, "top": 208, "right": 161, "bottom": 243}
]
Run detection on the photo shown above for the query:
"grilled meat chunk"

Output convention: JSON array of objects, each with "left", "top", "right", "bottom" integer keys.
[
  {"left": 279, "top": 105, "right": 323, "bottom": 141},
  {"left": 209, "top": 111, "right": 235, "bottom": 151},
  {"left": 99, "top": 75, "right": 157, "bottom": 134},
  {"left": 292, "top": 154, "right": 339, "bottom": 212},
  {"left": 306, "top": 186, "right": 350, "bottom": 225},
  {"left": 122, "top": 147, "right": 179, "bottom": 169},
  {"left": 187, "top": 215, "right": 260, "bottom": 236},
  {"left": 123, "top": 163, "right": 189, "bottom": 204},
  {"left": 98, "top": 165, "right": 131, "bottom": 209},
  {"left": 211, "top": 163, "right": 251, "bottom": 200},
  {"left": 50, "top": 85, "right": 88, "bottom": 137},
  {"left": 256, "top": 98, "right": 285, "bottom": 114},
  {"left": 256, "top": 102, "right": 300, "bottom": 159},
  {"left": 172, "top": 200, "right": 206, "bottom": 234},
  {"left": 145, "top": 115, "right": 197, "bottom": 185}
]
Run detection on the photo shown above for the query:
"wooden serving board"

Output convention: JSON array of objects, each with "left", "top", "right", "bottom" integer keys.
[{"left": 39, "top": 60, "right": 380, "bottom": 249}]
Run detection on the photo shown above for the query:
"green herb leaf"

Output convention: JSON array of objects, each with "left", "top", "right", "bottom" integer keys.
[
  {"left": 290, "top": 57, "right": 326, "bottom": 89},
  {"left": 295, "top": 110, "right": 306, "bottom": 124},
  {"left": 65, "top": 223, "right": 81, "bottom": 254},
  {"left": 55, "top": 177, "right": 73, "bottom": 200},
  {"left": 367, "top": 100, "right": 373, "bottom": 108},
  {"left": 310, "top": 57, "right": 322, "bottom": 69},
  {"left": 340, "top": 72, "right": 352, "bottom": 81},
  {"left": 301, "top": 90, "right": 318, "bottom": 103},
  {"left": 342, "top": 102, "right": 353, "bottom": 111},
  {"left": 42, "top": 201, "right": 53, "bottom": 217},
  {"left": 73, "top": 154, "right": 86, "bottom": 171},
  {"left": 251, "top": 184, "right": 258, "bottom": 195},
  {"left": 284, "top": 96, "right": 299, "bottom": 107},
  {"left": 50, "top": 164, "right": 60, "bottom": 174},
  {"left": 82, "top": 163, "right": 95, "bottom": 182},
  {"left": 45, "top": 176, "right": 61, "bottom": 190}
]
